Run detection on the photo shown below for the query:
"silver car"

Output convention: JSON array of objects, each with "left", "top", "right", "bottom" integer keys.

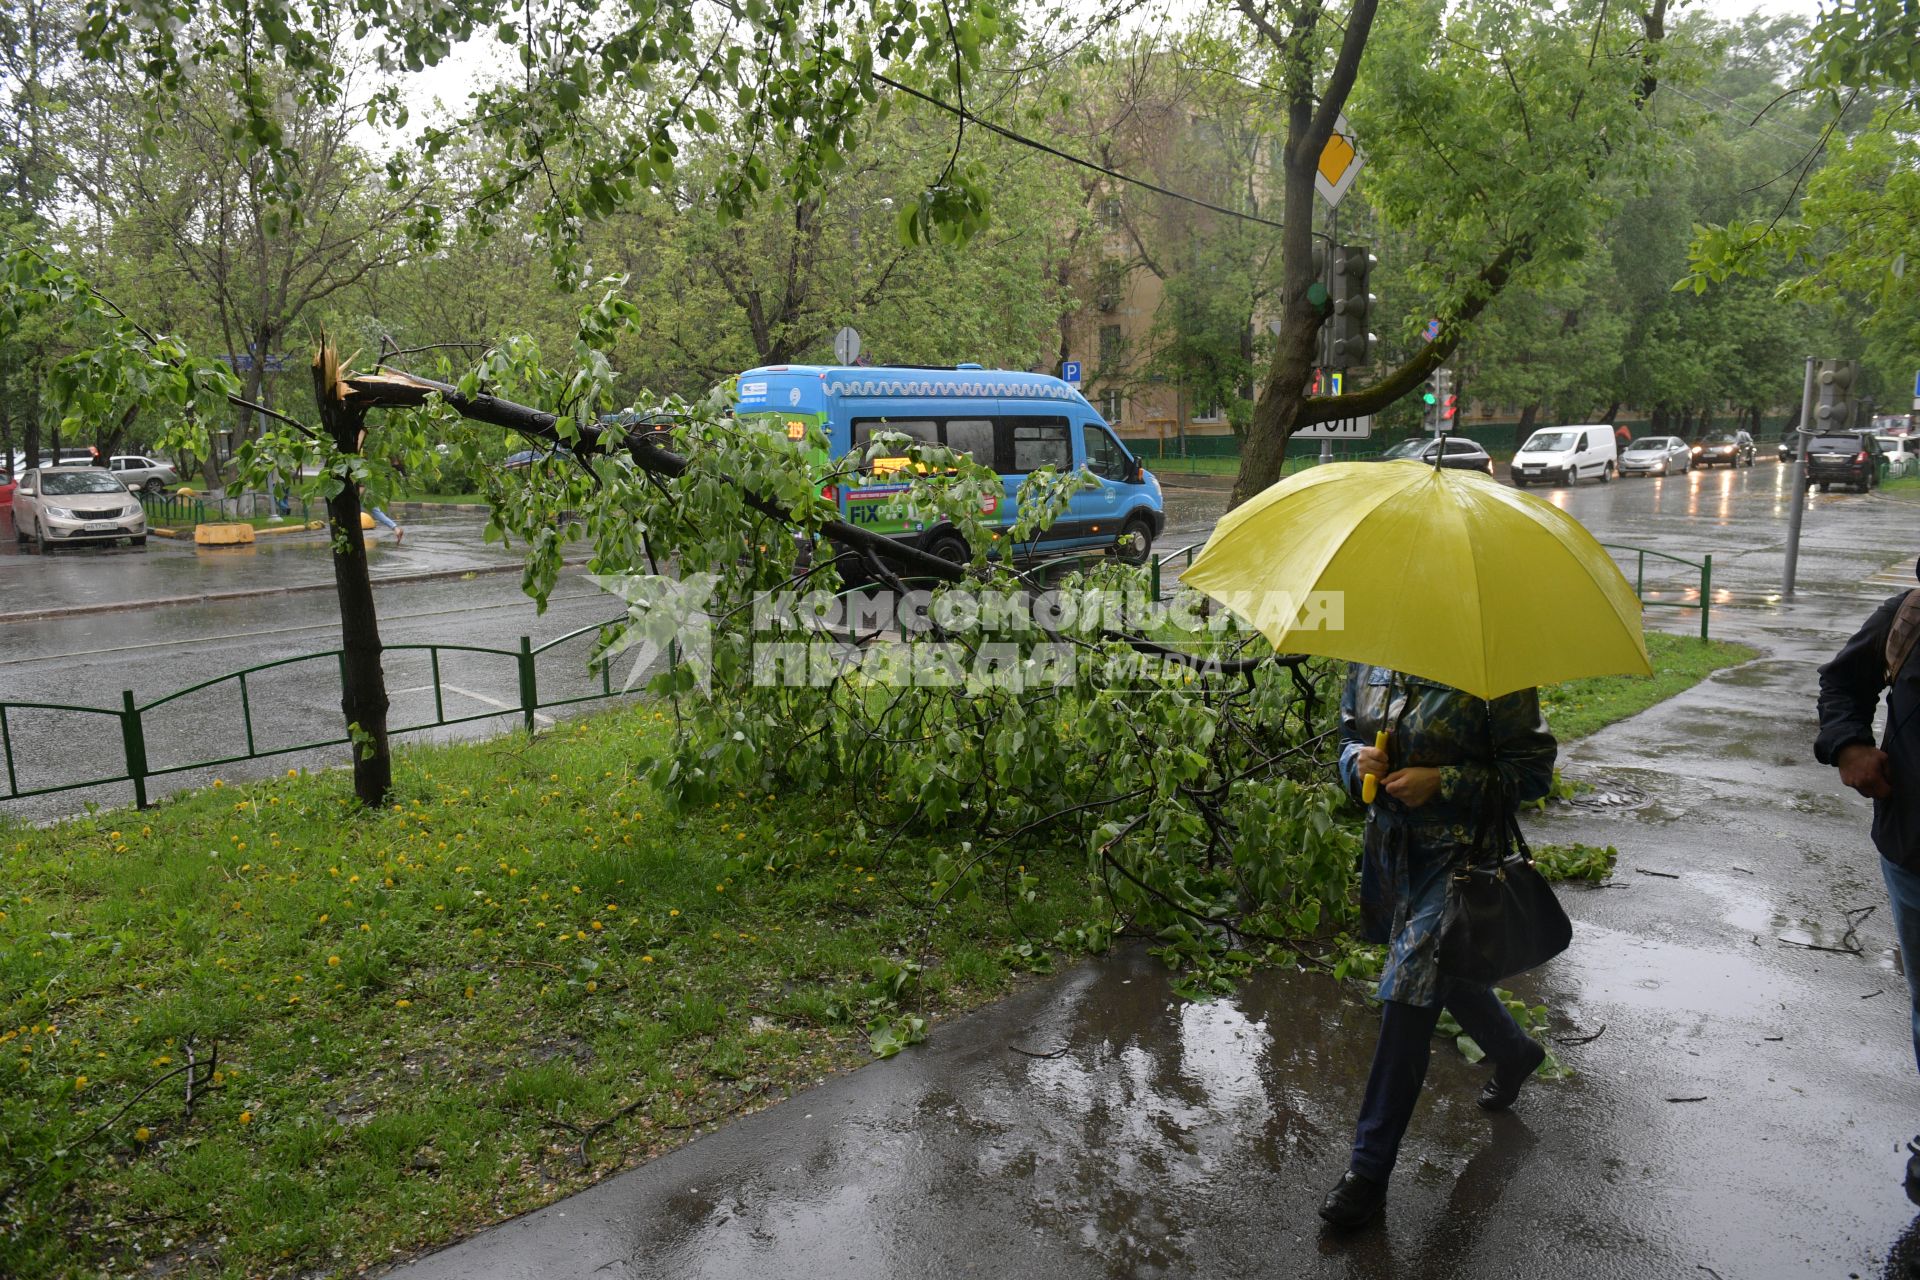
[
  {"left": 1619, "top": 436, "right": 1691, "bottom": 476},
  {"left": 109, "top": 454, "right": 180, "bottom": 493},
  {"left": 13, "top": 467, "right": 148, "bottom": 547}
]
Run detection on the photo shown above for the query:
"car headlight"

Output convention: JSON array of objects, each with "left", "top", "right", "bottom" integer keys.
[
  {"left": 123, "top": 504, "right": 143, "bottom": 517},
  {"left": 46, "top": 505, "right": 76, "bottom": 519}
]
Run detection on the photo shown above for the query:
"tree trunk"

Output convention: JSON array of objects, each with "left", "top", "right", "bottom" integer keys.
[
  {"left": 310, "top": 342, "right": 392, "bottom": 808},
  {"left": 1698, "top": 406, "right": 1712, "bottom": 435},
  {"left": 1650, "top": 405, "right": 1668, "bottom": 434},
  {"left": 1517, "top": 403, "right": 1540, "bottom": 435},
  {"left": 1600, "top": 401, "right": 1620, "bottom": 426},
  {"left": 22, "top": 418, "right": 39, "bottom": 473},
  {"left": 1678, "top": 407, "right": 1695, "bottom": 439}
]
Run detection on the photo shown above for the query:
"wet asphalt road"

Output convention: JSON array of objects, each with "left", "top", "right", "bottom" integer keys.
[
  {"left": 0, "top": 509, "right": 639, "bottom": 820},
  {"left": 379, "top": 465, "right": 1920, "bottom": 1280}
]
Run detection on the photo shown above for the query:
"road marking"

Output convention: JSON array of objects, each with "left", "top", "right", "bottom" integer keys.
[
  {"left": 0, "top": 591, "right": 605, "bottom": 667},
  {"left": 439, "top": 683, "right": 556, "bottom": 726}
]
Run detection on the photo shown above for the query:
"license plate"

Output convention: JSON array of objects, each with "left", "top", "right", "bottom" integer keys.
[{"left": 84, "top": 521, "right": 116, "bottom": 531}]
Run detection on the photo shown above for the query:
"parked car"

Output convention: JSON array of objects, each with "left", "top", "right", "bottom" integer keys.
[
  {"left": 1510, "top": 424, "right": 1617, "bottom": 487},
  {"left": 0, "top": 469, "right": 13, "bottom": 506},
  {"left": 502, "top": 446, "right": 577, "bottom": 470},
  {"left": 1377, "top": 436, "right": 1495, "bottom": 475},
  {"left": 109, "top": 454, "right": 180, "bottom": 493},
  {"left": 1619, "top": 436, "right": 1691, "bottom": 476},
  {"left": 12, "top": 466, "right": 148, "bottom": 546},
  {"left": 1878, "top": 435, "right": 1919, "bottom": 478},
  {"left": 1804, "top": 432, "right": 1889, "bottom": 492},
  {"left": 1691, "top": 430, "right": 1756, "bottom": 468},
  {"left": 1779, "top": 433, "right": 1799, "bottom": 464}
]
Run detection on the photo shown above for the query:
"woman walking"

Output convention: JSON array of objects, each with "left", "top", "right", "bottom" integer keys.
[{"left": 1320, "top": 663, "right": 1559, "bottom": 1230}]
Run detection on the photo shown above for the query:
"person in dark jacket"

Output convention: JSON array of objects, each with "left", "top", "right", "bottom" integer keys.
[
  {"left": 1320, "top": 664, "right": 1559, "bottom": 1230},
  {"left": 1816, "top": 573, "right": 1920, "bottom": 1099}
]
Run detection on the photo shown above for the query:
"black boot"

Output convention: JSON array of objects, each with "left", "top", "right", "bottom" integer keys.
[
  {"left": 1320, "top": 1169, "right": 1388, "bottom": 1229},
  {"left": 1477, "top": 1039, "right": 1548, "bottom": 1112}
]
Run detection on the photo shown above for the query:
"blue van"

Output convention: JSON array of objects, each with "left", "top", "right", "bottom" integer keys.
[{"left": 732, "top": 363, "right": 1165, "bottom": 563}]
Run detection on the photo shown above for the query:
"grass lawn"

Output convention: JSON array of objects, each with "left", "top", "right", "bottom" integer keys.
[
  {"left": 0, "top": 708, "right": 1097, "bottom": 1277},
  {"left": 1881, "top": 473, "right": 1920, "bottom": 497},
  {"left": 0, "top": 631, "right": 1751, "bottom": 1276},
  {"left": 1541, "top": 629, "right": 1756, "bottom": 741}
]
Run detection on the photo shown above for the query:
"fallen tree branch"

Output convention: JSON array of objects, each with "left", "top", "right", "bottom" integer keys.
[{"left": 334, "top": 366, "right": 1295, "bottom": 677}]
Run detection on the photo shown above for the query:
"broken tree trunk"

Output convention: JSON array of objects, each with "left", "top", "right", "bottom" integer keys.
[{"left": 312, "top": 342, "right": 393, "bottom": 808}]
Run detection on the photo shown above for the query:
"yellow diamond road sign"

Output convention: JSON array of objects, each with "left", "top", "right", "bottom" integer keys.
[{"left": 1315, "top": 114, "right": 1363, "bottom": 208}]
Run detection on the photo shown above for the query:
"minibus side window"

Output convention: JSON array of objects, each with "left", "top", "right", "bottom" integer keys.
[
  {"left": 852, "top": 419, "right": 937, "bottom": 450},
  {"left": 1003, "top": 417, "right": 1072, "bottom": 473},
  {"left": 942, "top": 418, "right": 997, "bottom": 467},
  {"left": 1083, "top": 425, "right": 1132, "bottom": 480}
]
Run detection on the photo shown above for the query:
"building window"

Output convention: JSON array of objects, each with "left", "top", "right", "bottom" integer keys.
[
  {"left": 1193, "top": 399, "right": 1223, "bottom": 423},
  {"left": 1102, "top": 389, "right": 1124, "bottom": 424},
  {"left": 1099, "top": 324, "right": 1124, "bottom": 364},
  {"left": 1100, "top": 196, "right": 1125, "bottom": 229}
]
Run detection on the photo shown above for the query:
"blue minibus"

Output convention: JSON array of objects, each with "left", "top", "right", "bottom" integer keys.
[{"left": 732, "top": 363, "right": 1165, "bottom": 564}]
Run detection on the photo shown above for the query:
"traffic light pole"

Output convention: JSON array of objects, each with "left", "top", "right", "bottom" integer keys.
[
  {"left": 1781, "top": 355, "right": 1816, "bottom": 599},
  {"left": 1320, "top": 204, "right": 1338, "bottom": 466}
]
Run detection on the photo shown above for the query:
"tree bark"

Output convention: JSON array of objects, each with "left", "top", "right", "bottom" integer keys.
[
  {"left": 310, "top": 342, "right": 392, "bottom": 808},
  {"left": 1600, "top": 401, "right": 1620, "bottom": 426},
  {"left": 1517, "top": 403, "right": 1539, "bottom": 435}
]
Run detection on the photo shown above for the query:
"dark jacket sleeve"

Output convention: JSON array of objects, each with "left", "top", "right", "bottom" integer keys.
[
  {"left": 1336, "top": 665, "right": 1366, "bottom": 799},
  {"left": 1815, "top": 593, "right": 1903, "bottom": 765},
  {"left": 1439, "top": 688, "right": 1558, "bottom": 808}
]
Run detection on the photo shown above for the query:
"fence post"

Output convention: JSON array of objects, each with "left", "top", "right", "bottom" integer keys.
[
  {"left": 517, "top": 636, "right": 538, "bottom": 734},
  {"left": 119, "top": 690, "right": 150, "bottom": 810},
  {"left": 1150, "top": 554, "right": 1162, "bottom": 601},
  {"left": 1700, "top": 554, "right": 1713, "bottom": 642}
]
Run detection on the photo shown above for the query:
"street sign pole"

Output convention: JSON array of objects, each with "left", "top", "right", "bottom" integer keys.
[{"left": 1782, "top": 355, "right": 1817, "bottom": 599}]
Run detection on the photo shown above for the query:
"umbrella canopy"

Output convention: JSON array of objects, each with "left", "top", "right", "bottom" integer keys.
[{"left": 1182, "top": 459, "right": 1652, "bottom": 699}]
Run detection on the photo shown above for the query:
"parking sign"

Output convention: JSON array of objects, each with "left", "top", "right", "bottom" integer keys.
[{"left": 1062, "top": 360, "right": 1082, "bottom": 385}]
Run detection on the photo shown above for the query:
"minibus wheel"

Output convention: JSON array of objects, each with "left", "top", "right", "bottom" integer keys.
[
  {"left": 926, "top": 532, "right": 969, "bottom": 566},
  {"left": 1114, "top": 516, "right": 1154, "bottom": 565}
]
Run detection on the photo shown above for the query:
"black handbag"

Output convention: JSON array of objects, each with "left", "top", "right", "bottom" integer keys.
[{"left": 1435, "top": 796, "right": 1572, "bottom": 985}]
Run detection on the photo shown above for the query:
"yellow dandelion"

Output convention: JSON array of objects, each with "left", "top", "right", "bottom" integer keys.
[
  {"left": 395, "top": 998, "right": 411, "bottom": 1008},
  {"left": 240, "top": 1110, "right": 253, "bottom": 1125},
  {"left": 135, "top": 1126, "right": 151, "bottom": 1142},
  {"left": 327, "top": 955, "right": 340, "bottom": 967}
]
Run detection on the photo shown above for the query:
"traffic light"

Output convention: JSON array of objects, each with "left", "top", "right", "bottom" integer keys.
[
  {"left": 1813, "top": 358, "right": 1859, "bottom": 432},
  {"left": 1423, "top": 367, "right": 1453, "bottom": 432},
  {"left": 1327, "top": 244, "right": 1377, "bottom": 367}
]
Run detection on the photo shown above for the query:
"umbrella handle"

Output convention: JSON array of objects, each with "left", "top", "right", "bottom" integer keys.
[{"left": 1361, "top": 730, "right": 1389, "bottom": 804}]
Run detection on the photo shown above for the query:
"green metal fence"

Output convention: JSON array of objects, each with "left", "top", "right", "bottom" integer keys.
[
  {"left": 1601, "top": 543, "right": 1713, "bottom": 640},
  {"left": 0, "top": 617, "right": 633, "bottom": 810},
  {"left": 137, "top": 491, "right": 216, "bottom": 525}
]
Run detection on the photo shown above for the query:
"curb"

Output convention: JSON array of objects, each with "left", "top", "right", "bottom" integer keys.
[
  {"left": 1156, "top": 472, "right": 1237, "bottom": 492},
  {"left": 0, "top": 560, "right": 544, "bottom": 626},
  {"left": 393, "top": 502, "right": 490, "bottom": 514}
]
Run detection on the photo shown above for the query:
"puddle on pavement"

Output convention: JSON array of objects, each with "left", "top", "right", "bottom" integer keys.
[{"left": 1706, "top": 660, "right": 1799, "bottom": 689}]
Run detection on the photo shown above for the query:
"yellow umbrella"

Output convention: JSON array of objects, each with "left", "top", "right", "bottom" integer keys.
[{"left": 1181, "top": 459, "right": 1651, "bottom": 700}]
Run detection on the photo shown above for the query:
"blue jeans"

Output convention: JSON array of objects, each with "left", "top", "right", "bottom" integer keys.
[
  {"left": 1881, "top": 857, "right": 1920, "bottom": 1076},
  {"left": 368, "top": 507, "right": 398, "bottom": 532},
  {"left": 1350, "top": 982, "right": 1539, "bottom": 1183}
]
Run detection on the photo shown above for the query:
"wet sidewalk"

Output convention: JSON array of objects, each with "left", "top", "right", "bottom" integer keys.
[{"left": 382, "top": 567, "right": 1920, "bottom": 1275}]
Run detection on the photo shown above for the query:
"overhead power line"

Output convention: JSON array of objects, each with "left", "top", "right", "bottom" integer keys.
[{"left": 871, "top": 72, "right": 1288, "bottom": 232}]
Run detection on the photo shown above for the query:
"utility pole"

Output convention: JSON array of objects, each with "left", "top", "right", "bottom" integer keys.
[
  {"left": 1783, "top": 357, "right": 1857, "bottom": 598},
  {"left": 1782, "top": 357, "right": 1815, "bottom": 599}
]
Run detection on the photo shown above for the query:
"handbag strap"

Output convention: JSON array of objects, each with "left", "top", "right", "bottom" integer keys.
[{"left": 1466, "top": 698, "right": 1532, "bottom": 868}]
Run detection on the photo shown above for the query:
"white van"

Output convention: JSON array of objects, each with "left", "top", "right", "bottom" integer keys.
[{"left": 1510, "top": 424, "right": 1618, "bottom": 488}]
